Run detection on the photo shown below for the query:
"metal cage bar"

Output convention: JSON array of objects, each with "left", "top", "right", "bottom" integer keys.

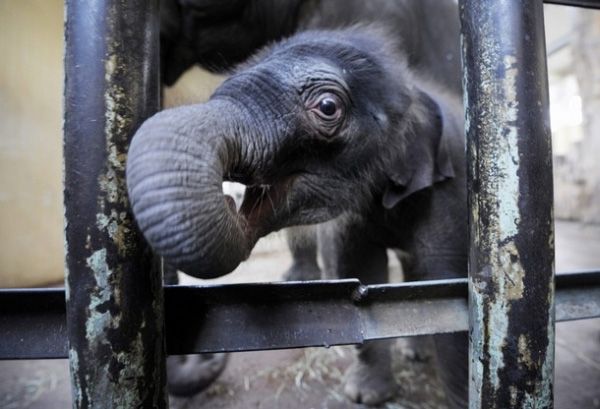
[
  {"left": 460, "top": 0, "right": 556, "bottom": 408},
  {"left": 1, "top": 271, "right": 599, "bottom": 360},
  {"left": 63, "top": 0, "right": 167, "bottom": 407}
]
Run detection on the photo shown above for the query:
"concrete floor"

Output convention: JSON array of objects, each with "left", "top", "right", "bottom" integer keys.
[{"left": 1, "top": 221, "right": 599, "bottom": 408}]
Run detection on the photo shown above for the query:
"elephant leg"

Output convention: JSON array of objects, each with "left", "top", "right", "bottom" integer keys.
[
  {"left": 344, "top": 340, "right": 398, "bottom": 406},
  {"left": 392, "top": 252, "right": 435, "bottom": 363},
  {"left": 344, "top": 338, "right": 396, "bottom": 405},
  {"left": 162, "top": 260, "right": 179, "bottom": 285},
  {"left": 319, "top": 222, "right": 396, "bottom": 405},
  {"left": 166, "top": 353, "right": 229, "bottom": 396},
  {"left": 342, "top": 246, "right": 396, "bottom": 405},
  {"left": 283, "top": 226, "right": 322, "bottom": 281},
  {"left": 433, "top": 332, "right": 468, "bottom": 409},
  {"left": 396, "top": 335, "right": 434, "bottom": 363},
  {"left": 410, "top": 254, "right": 468, "bottom": 409},
  {"left": 162, "top": 261, "right": 230, "bottom": 396}
]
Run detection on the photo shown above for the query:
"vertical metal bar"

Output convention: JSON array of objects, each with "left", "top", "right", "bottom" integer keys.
[
  {"left": 459, "top": 1, "right": 555, "bottom": 408},
  {"left": 64, "top": 1, "right": 167, "bottom": 407}
]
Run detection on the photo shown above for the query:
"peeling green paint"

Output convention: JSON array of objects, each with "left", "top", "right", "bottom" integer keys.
[
  {"left": 469, "top": 44, "right": 527, "bottom": 401},
  {"left": 96, "top": 209, "right": 131, "bottom": 254},
  {"left": 462, "top": 1, "right": 555, "bottom": 408},
  {"left": 517, "top": 335, "right": 533, "bottom": 370},
  {"left": 497, "top": 55, "right": 521, "bottom": 240},
  {"left": 114, "top": 330, "right": 148, "bottom": 408},
  {"left": 85, "top": 249, "right": 121, "bottom": 342},
  {"left": 68, "top": 348, "right": 82, "bottom": 407},
  {"left": 64, "top": 1, "right": 166, "bottom": 407},
  {"left": 468, "top": 281, "right": 485, "bottom": 408},
  {"left": 486, "top": 240, "right": 527, "bottom": 394}
]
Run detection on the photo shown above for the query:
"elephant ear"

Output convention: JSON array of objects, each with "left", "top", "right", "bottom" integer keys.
[{"left": 382, "top": 91, "right": 455, "bottom": 209}]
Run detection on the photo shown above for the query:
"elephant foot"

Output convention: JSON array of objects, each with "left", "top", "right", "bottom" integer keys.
[
  {"left": 282, "top": 262, "right": 321, "bottom": 281},
  {"left": 397, "top": 336, "right": 433, "bottom": 363},
  {"left": 343, "top": 340, "right": 396, "bottom": 405},
  {"left": 343, "top": 359, "right": 396, "bottom": 405},
  {"left": 166, "top": 353, "right": 229, "bottom": 396}
]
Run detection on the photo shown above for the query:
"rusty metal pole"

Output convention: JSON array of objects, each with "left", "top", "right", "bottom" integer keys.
[
  {"left": 460, "top": 0, "right": 555, "bottom": 408},
  {"left": 64, "top": 0, "right": 167, "bottom": 407}
]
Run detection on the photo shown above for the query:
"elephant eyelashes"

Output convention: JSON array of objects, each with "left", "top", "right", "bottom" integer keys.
[{"left": 308, "top": 92, "right": 345, "bottom": 137}]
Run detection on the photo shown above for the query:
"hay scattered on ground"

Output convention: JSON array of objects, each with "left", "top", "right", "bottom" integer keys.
[{"left": 252, "top": 346, "right": 349, "bottom": 403}]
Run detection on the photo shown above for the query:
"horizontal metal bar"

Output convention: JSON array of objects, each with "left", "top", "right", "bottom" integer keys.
[
  {"left": 544, "top": 0, "right": 600, "bottom": 8},
  {"left": 1, "top": 271, "right": 598, "bottom": 360}
]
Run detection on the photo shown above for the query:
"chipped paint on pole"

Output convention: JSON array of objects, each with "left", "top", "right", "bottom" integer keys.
[
  {"left": 63, "top": 0, "right": 167, "bottom": 407},
  {"left": 460, "top": 0, "right": 555, "bottom": 408}
]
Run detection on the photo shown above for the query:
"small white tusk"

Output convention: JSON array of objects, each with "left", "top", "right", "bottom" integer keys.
[{"left": 222, "top": 181, "right": 246, "bottom": 211}]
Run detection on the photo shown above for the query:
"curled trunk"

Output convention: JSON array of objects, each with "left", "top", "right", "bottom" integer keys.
[{"left": 126, "top": 100, "right": 255, "bottom": 278}]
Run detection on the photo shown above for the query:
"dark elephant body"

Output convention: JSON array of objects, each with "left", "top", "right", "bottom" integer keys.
[
  {"left": 312, "top": 79, "right": 467, "bottom": 406},
  {"left": 160, "top": 0, "right": 463, "bottom": 282},
  {"left": 128, "top": 24, "right": 468, "bottom": 407},
  {"left": 150, "top": 0, "right": 466, "bottom": 405},
  {"left": 160, "top": 0, "right": 462, "bottom": 93}
]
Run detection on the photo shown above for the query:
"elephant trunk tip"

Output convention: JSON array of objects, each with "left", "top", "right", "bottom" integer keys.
[
  {"left": 125, "top": 102, "right": 259, "bottom": 280},
  {"left": 154, "top": 191, "right": 257, "bottom": 279}
]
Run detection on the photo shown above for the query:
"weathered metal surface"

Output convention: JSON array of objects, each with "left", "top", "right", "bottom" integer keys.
[
  {"left": 0, "top": 288, "right": 67, "bottom": 359},
  {"left": 2, "top": 272, "right": 598, "bottom": 359},
  {"left": 63, "top": 0, "right": 166, "bottom": 408},
  {"left": 460, "top": 0, "right": 555, "bottom": 408},
  {"left": 554, "top": 270, "right": 600, "bottom": 321},
  {"left": 357, "top": 279, "right": 468, "bottom": 341}
]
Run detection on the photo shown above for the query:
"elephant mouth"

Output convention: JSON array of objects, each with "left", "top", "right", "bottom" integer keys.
[{"left": 224, "top": 174, "right": 299, "bottom": 240}]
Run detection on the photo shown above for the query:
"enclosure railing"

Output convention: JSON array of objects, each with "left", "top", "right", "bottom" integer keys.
[{"left": 1, "top": 0, "right": 600, "bottom": 408}]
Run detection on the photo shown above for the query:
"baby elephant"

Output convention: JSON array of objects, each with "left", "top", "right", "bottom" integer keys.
[{"left": 127, "top": 27, "right": 468, "bottom": 407}]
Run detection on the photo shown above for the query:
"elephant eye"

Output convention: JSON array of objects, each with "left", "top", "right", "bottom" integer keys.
[
  {"left": 314, "top": 93, "right": 342, "bottom": 120},
  {"left": 306, "top": 91, "right": 345, "bottom": 137},
  {"left": 319, "top": 97, "right": 338, "bottom": 117}
]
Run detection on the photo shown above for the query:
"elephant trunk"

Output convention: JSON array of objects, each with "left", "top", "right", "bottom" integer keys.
[{"left": 126, "top": 100, "right": 256, "bottom": 278}]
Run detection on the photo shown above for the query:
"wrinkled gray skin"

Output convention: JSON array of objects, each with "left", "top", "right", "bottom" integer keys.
[
  {"left": 159, "top": 0, "right": 462, "bottom": 279},
  {"left": 158, "top": 2, "right": 464, "bottom": 404},
  {"left": 157, "top": 0, "right": 464, "bottom": 283},
  {"left": 129, "top": 26, "right": 467, "bottom": 407}
]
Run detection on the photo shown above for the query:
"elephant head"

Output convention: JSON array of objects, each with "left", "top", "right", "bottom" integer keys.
[{"left": 126, "top": 27, "right": 455, "bottom": 278}]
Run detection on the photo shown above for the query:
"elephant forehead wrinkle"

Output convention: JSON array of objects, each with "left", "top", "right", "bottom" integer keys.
[
  {"left": 291, "top": 58, "right": 338, "bottom": 74},
  {"left": 293, "top": 59, "right": 344, "bottom": 81},
  {"left": 254, "top": 52, "right": 347, "bottom": 94},
  {"left": 216, "top": 72, "right": 295, "bottom": 116}
]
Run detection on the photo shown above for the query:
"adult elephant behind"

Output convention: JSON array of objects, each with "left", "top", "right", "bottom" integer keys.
[
  {"left": 161, "top": 0, "right": 462, "bottom": 97},
  {"left": 127, "top": 27, "right": 467, "bottom": 407}
]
